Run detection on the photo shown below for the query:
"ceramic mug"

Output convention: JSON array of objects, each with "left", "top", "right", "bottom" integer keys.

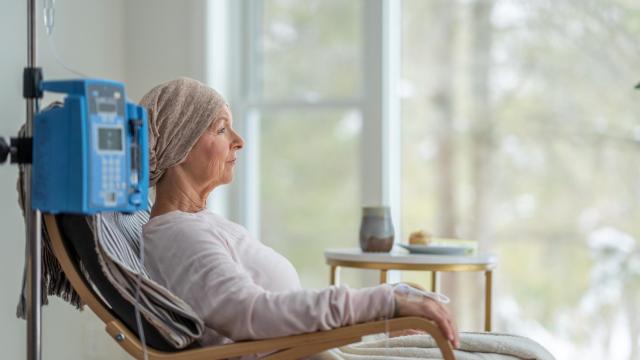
[{"left": 359, "top": 206, "right": 394, "bottom": 252}]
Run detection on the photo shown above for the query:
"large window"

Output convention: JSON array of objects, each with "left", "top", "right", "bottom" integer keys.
[
  {"left": 260, "top": 109, "right": 362, "bottom": 287},
  {"left": 230, "top": 0, "right": 369, "bottom": 289},
  {"left": 257, "top": 1, "right": 363, "bottom": 101},
  {"left": 225, "top": 0, "right": 640, "bottom": 358},
  {"left": 400, "top": 1, "right": 640, "bottom": 359}
]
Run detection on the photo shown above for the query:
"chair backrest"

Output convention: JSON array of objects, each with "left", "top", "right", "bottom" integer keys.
[{"left": 55, "top": 213, "right": 189, "bottom": 352}]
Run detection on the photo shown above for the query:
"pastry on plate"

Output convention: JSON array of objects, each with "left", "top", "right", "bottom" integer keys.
[{"left": 409, "top": 230, "right": 432, "bottom": 245}]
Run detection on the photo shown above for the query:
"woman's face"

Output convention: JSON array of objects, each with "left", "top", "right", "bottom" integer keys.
[{"left": 179, "top": 105, "right": 244, "bottom": 191}]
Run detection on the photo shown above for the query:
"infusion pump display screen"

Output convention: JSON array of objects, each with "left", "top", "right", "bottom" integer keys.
[
  {"left": 98, "top": 127, "right": 123, "bottom": 151},
  {"left": 98, "top": 102, "right": 117, "bottom": 113}
]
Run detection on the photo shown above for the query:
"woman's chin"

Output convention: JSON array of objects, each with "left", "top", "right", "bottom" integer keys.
[{"left": 221, "top": 173, "right": 235, "bottom": 184}]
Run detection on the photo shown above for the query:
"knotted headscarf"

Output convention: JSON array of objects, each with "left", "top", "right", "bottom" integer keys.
[{"left": 139, "top": 77, "right": 227, "bottom": 186}]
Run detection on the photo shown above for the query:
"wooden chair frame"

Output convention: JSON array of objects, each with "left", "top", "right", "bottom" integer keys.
[{"left": 45, "top": 214, "right": 455, "bottom": 360}]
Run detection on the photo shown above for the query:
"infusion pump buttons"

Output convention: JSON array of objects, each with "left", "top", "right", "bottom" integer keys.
[
  {"left": 101, "top": 156, "right": 125, "bottom": 205},
  {"left": 101, "top": 156, "right": 125, "bottom": 189}
]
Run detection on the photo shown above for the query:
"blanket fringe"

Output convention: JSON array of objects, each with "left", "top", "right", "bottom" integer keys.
[{"left": 15, "top": 120, "right": 84, "bottom": 319}]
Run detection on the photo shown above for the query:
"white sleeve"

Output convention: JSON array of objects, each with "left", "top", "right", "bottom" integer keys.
[{"left": 149, "top": 224, "right": 395, "bottom": 341}]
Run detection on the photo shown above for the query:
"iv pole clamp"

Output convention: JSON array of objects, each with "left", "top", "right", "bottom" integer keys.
[
  {"left": 0, "top": 68, "right": 41, "bottom": 164},
  {"left": 0, "top": 135, "right": 34, "bottom": 165}
]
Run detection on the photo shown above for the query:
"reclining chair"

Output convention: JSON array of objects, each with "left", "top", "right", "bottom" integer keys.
[{"left": 43, "top": 213, "right": 456, "bottom": 360}]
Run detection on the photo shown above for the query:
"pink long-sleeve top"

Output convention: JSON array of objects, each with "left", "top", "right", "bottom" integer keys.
[{"left": 142, "top": 209, "right": 395, "bottom": 350}]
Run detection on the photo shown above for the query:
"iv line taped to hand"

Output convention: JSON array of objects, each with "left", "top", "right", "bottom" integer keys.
[
  {"left": 393, "top": 283, "right": 450, "bottom": 304},
  {"left": 383, "top": 283, "right": 450, "bottom": 350}
]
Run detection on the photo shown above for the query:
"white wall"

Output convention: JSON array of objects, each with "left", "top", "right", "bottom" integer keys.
[
  {"left": 0, "top": 1, "right": 206, "bottom": 359},
  {"left": 124, "top": 0, "right": 229, "bottom": 214},
  {"left": 124, "top": 0, "right": 207, "bottom": 102},
  {"left": 0, "top": 2, "right": 28, "bottom": 359}
]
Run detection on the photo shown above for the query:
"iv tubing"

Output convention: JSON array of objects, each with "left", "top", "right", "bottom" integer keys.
[
  {"left": 134, "top": 219, "right": 149, "bottom": 360},
  {"left": 42, "top": 0, "right": 88, "bottom": 78}
]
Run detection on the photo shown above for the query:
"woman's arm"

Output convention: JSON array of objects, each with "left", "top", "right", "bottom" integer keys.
[
  {"left": 149, "top": 220, "right": 457, "bottom": 347},
  {"left": 150, "top": 225, "right": 395, "bottom": 341}
]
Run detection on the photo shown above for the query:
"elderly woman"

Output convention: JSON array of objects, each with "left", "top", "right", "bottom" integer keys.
[{"left": 140, "top": 78, "right": 459, "bottom": 355}]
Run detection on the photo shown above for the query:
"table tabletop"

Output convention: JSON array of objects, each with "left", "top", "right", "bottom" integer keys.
[
  {"left": 324, "top": 247, "right": 497, "bottom": 267},
  {"left": 325, "top": 247, "right": 497, "bottom": 331}
]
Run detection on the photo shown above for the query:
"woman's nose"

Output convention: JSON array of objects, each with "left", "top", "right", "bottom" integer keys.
[{"left": 233, "top": 131, "right": 244, "bottom": 150}]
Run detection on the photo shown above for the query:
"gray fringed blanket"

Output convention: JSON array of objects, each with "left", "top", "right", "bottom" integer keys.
[{"left": 15, "top": 120, "right": 83, "bottom": 316}]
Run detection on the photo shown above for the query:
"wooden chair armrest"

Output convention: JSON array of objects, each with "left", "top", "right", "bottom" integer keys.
[{"left": 106, "top": 316, "right": 455, "bottom": 360}]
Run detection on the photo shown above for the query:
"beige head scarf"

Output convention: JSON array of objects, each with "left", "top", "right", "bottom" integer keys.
[{"left": 139, "top": 77, "right": 227, "bottom": 186}]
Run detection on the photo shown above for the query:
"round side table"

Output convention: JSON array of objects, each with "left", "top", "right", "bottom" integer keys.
[{"left": 324, "top": 247, "right": 497, "bottom": 331}]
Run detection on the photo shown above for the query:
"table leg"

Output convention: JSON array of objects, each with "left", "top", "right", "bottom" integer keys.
[
  {"left": 431, "top": 271, "right": 438, "bottom": 292},
  {"left": 485, "top": 270, "right": 492, "bottom": 332},
  {"left": 330, "top": 266, "right": 340, "bottom": 286},
  {"left": 379, "top": 269, "right": 388, "bottom": 284}
]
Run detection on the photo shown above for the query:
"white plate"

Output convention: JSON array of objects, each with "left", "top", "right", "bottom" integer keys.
[{"left": 398, "top": 243, "right": 471, "bottom": 255}]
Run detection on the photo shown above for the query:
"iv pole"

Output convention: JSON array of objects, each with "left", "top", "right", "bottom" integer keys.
[{"left": 25, "top": 0, "right": 43, "bottom": 358}]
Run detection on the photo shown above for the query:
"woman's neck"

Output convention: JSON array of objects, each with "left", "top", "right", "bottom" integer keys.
[{"left": 150, "top": 171, "right": 210, "bottom": 218}]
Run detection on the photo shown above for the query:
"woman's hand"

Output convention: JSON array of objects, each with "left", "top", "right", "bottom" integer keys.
[{"left": 394, "top": 290, "right": 460, "bottom": 348}]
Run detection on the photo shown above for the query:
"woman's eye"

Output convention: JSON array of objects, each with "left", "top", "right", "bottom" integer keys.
[{"left": 217, "top": 127, "right": 227, "bottom": 134}]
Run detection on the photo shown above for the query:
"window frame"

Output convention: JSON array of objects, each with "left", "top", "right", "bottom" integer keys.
[{"left": 207, "top": 0, "right": 402, "bottom": 258}]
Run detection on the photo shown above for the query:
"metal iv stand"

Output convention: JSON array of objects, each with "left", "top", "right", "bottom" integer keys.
[
  {"left": 0, "top": 1, "right": 41, "bottom": 355},
  {"left": 25, "top": 0, "right": 43, "bottom": 359}
]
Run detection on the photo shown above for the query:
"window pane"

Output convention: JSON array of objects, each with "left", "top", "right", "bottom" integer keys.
[
  {"left": 259, "top": 109, "right": 363, "bottom": 288},
  {"left": 256, "top": 0, "right": 363, "bottom": 101},
  {"left": 401, "top": 0, "right": 640, "bottom": 358}
]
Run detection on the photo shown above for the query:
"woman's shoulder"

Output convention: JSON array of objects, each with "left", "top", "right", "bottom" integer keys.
[{"left": 143, "top": 209, "right": 249, "bottom": 244}]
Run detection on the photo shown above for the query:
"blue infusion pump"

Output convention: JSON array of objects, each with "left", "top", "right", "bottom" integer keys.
[{"left": 32, "top": 79, "right": 149, "bottom": 214}]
